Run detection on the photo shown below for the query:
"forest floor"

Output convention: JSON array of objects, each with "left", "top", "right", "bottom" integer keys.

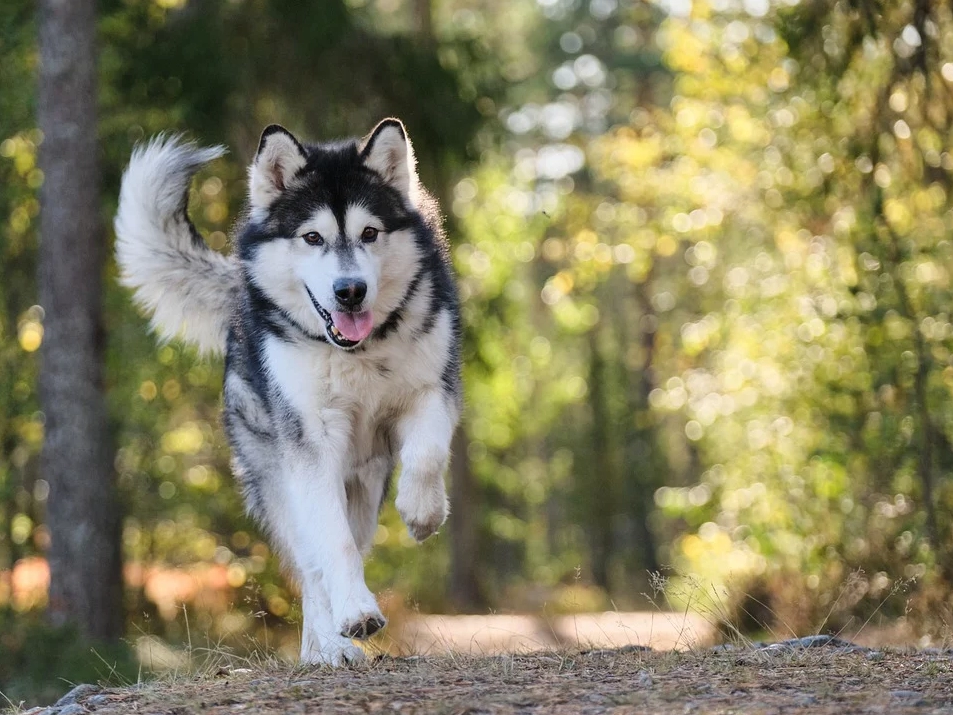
[{"left": 16, "top": 643, "right": 953, "bottom": 715}]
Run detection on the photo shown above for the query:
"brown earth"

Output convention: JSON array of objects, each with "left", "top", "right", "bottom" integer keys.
[{"left": 28, "top": 648, "right": 953, "bottom": 715}]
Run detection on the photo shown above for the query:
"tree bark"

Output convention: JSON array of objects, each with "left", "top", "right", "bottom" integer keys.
[{"left": 37, "top": 0, "right": 122, "bottom": 641}]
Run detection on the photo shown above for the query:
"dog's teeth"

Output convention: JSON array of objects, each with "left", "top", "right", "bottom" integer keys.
[{"left": 331, "top": 326, "right": 340, "bottom": 336}]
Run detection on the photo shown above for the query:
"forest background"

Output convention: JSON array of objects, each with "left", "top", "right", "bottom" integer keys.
[{"left": 3, "top": 0, "right": 953, "bottom": 703}]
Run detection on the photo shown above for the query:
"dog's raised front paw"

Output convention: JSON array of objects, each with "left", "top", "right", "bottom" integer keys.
[{"left": 396, "top": 486, "right": 448, "bottom": 542}]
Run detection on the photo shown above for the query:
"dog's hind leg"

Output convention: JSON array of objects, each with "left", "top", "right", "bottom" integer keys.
[{"left": 346, "top": 456, "right": 393, "bottom": 555}]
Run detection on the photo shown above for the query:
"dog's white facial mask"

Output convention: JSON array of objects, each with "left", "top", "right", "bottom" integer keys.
[{"left": 290, "top": 204, "right": 384, "bottom": 345}]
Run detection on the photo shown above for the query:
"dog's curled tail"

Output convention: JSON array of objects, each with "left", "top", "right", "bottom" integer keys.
[{"left": 115, "top": 135, "right": 240, "bottom": 355}]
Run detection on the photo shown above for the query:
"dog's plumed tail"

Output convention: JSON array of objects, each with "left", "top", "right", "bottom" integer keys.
[{"left": 114, "top": 135, "right": 239, "bottom": 355}]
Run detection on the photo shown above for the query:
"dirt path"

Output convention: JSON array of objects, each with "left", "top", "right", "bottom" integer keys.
[{"left": 24, "top": 647, "right": 953, "bottom": 715}]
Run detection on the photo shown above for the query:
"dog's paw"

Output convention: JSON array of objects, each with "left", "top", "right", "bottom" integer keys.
[
  {"left": 396, "top": 482, "right": 448, "bottom": 543},
  {"left": 333, "top": 589, "right": 386, "bottom": 642},
  {"left": 399, "top": 496, "right": 448, "bottom": 542},
  {"left": 404, "top": 512, "right": 445, "bottom": 542},
  {"left": 301, "top": 641, "right": 366, "bottom": 667},
  {"left": 340, "top": 613, "right": 387, "bottom": 640}
]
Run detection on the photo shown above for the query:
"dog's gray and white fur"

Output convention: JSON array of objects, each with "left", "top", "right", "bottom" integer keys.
[{"left": 115, "top": 119, "right": 462, "bottom": 665}]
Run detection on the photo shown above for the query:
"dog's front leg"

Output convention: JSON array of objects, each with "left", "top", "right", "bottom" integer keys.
[
  {"left": 299, "top": 575, "right": 366, "bottom": 665},
  {"left": 395, "top": 389, "right": 458, "bottom": 542},
  {"left": 284, "top": 450, "right": 386, "bottom": 657}
]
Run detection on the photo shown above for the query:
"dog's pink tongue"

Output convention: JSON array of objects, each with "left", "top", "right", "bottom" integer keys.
[{"left": 331, "top": 311, "right": 374, "bottom": 342}]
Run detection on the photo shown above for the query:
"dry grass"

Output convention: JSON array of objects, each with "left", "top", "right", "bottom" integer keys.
[
  {"left": 7, "top": 571, "right": 948, "bottom": 713},
  {"left": 36, "top": 647, "right": 953, "bottom": 715}
]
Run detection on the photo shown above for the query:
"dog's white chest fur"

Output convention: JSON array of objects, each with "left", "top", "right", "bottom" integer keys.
[{"left": 263, "top": 308, "right": 452, "bottom": 465}]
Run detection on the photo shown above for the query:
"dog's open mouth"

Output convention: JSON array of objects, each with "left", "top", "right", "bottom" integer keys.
[{"left": 305, "top": 286, "right": 373, "bottom": 349}]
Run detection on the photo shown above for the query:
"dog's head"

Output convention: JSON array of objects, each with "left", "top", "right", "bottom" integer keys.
[{"left": 242, "top": 119, "right": 423, "bottom": 350}]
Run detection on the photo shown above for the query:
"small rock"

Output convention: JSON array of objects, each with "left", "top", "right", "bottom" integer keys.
[
  {"left": 795, "top": 695, "right": 819, "bottom": 706},
  {"left": 86, "top": 694, "right": 112, "bottom": 707},
  {"left": 59, "top": 705, "right": 90, "bottom": 715},
  {"left": 583, "top": 644, "right": 652, "bottom": 657},
  {"left": 757, "top": 635, "right": 867, "bottom": 653},
  {"left": 866, "top": 651, "right": 885, "bottom": 661},
  {"left": 55, "top": 684, "right": 100, "bottom": 707},
  {"left": 637, "top": 669, "right": 654, "bottom": 688}
]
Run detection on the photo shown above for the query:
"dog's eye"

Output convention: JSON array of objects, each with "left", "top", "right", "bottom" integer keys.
[
  {"left": 302, "top": 231, "right": 324, "bottom": 246},
  {"left": 361, "top": 227, "right": 379, "bottom": 243}
]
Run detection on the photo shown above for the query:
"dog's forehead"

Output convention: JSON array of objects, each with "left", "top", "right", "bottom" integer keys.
[
  {"left": 298, "top": 145, "right": 404, "bottom": 212},
  {"left": 344, "top": 204, "right": 380, "bottom": 235},
  {"left": 299, "top": 207, "right": 338, "bottom": 239},
  {"left": 297, "top": 204, "right": 382, "bottom": 238}
]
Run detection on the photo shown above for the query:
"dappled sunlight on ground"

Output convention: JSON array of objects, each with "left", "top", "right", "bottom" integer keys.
[{"left": 381, "top": 611, "right": 713, "bottom": 656}]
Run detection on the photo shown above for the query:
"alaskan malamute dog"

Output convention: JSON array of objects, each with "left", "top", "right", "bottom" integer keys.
[{"left": 114, "top": 119, "right": 461, "bottom": 665}]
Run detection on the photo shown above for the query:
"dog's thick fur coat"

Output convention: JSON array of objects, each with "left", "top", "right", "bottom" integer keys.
[{"left": 115, "top": 120, "right": 462, "bottom": 664}]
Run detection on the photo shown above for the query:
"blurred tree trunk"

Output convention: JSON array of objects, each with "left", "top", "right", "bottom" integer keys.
[
  {"left": 624, "top": 282, "right": 661, "bottom": 577},
  {"left": 587, "top": 326, "right": 615, "bottom": 590},
  {"left": 37, "top": 0, "right": 122, "bottom": 641},
  {"left": 448, "top": 426, "right": 483, "bottom": 610},
  {"left": 411, "top": 0, "right": 434, "bottom": 46}
]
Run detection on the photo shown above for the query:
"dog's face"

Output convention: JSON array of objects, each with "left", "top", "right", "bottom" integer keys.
[{"left": 243, "top": 119, "right": 422, "bottom": 350}]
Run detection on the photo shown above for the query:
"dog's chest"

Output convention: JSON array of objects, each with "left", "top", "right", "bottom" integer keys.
[{"left": 263, "top": 336, "right": 412, "bottom": 448}]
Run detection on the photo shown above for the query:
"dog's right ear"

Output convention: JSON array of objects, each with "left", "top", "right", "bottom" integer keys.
[{"left": 248, "top": 125, "right": 307, "bottom": 212}]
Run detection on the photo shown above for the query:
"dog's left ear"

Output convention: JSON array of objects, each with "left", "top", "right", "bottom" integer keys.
[
  {"left": 249, "top": 124, "right": 307, "bottom": 212},
  {"left": 360, "top": 118, "right": 417, "bottom": 197}
]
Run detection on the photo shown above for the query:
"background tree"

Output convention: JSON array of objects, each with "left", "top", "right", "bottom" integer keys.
[{"left": 36, "top": 0, "right": 122, "bottom": 641}]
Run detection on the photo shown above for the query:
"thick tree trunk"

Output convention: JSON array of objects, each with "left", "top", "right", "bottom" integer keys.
[
  {"left": 448, "top": 426, "right": 484, "bottom": 611},
  {"left": 37, "top": 0, "right": 122, "bottom": 641}
]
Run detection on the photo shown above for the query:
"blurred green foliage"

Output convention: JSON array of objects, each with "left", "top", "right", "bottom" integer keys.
[{"left": 4, "top": 0, "right": 953, "bottom": 704}]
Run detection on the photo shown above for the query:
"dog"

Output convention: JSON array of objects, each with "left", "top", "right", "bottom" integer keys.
[{"left": 114, "top": 119, "right": 462, "bottom": 665}]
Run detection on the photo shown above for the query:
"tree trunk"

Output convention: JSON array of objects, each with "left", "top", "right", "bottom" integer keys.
[
  {"left": 587, "top": 327, "right": 615, "bottom": 590},
  {"left": 37, "top": 0, "right": 122, "bottom": 641},
  {"left": 626, "top": 283, "right": 661, "bottom": 577},
  {"left": 412, "top": 0, "right": 434, "bottom": 47},
  {"left": 448, "top": 426, "right": 484, "bottom": 610}
]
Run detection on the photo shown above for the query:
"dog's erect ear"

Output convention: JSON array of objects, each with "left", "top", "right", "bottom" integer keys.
[
  {"left": 360, "top": 118, "right": 417, "bottom": 197},
  {"left": 249, "top": 125, "right": 307, "bottom": 212}
]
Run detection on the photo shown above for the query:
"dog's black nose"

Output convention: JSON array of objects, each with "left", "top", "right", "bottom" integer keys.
[{"left": 333, "top": 278, "right": 367, "bottom": 307}]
